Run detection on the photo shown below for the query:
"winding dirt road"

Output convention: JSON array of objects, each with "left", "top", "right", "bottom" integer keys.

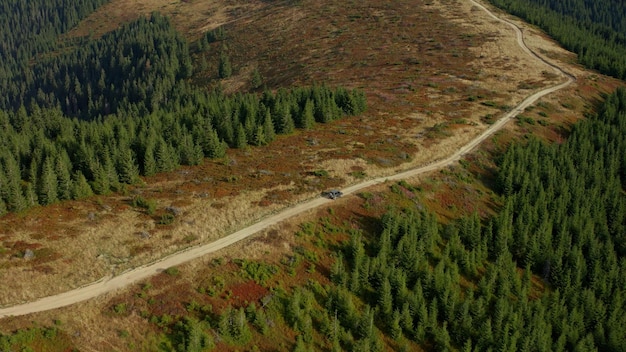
[{"left": 0, "top": 0, "right": 574, "bottom": 319}]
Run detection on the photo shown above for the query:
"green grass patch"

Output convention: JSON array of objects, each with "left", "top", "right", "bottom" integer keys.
[
  {"left": 235, "top": 259, "right": 279, "bottom": 286},
  {"left": 131, "top": 196, "right": 157, "bottom": 215}
]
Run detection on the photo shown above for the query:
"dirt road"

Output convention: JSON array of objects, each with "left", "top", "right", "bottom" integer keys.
[{"left": 0, "top": 0, "right": 574, "bottom": 319}]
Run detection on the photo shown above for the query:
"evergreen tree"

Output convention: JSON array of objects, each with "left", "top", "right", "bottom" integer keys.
[
  {"left": 71, "top": 171, "right": 93, "bottom": 199},
  {"left": 23, "top": 182, "right": 38, "bottom": 207},
  {"left": 156, "top": 139, "right": 178, "bottom": 172},
  {"left": 379, "top": 276, "right": 393, "bottom": 317},
  {"left": 117, "top": 148, "right": 139, "bottom": 184},
  {"left": 300, "top": 99, "right": 316, "bottom": 130},
  {"left": 55, "top": 151, "right": 73, "bottom": 200},
  {"left": 90, "top": 162, "right": 110, "bottom": 195},
  {"left": 102, "top": 152, "right": 120, "bottom": 192},
  {"left": 251, "top": 68, "right": 263, "bottom": 89},
  {"left": 218, "top": 51, "right": 232, "bottom": 79},
  {"left": 252, "top": 124, "right": 266, "bottom": 146},
  {"left": 175, "top": 317, "right": 212, "bottom": 352},
  {"left": 262, "top": 107, "right": 276, "bottom": 142},
  {"left": 235, "top": 123, "right": 248, "bottom": 149},
  {"left": 0, "top": 197, "right": 6, "bottom": 217},
  {"left": 204, "top": 128, "right": 227, "bottom": 159},
  {"left": 37, "top": 156, "right": 58, "bottom": 205},
  {"left": 390, "top": 309, "right": 403, "bottom": 340},
  {"left": 1, "top": 152, "right": 27, "bottom": 212},
  {"left": 274, "top": 102, "right": 295, "bottom": 134},
  {"left": 178, "top": 134, "right": 204, "bottom": 166}
]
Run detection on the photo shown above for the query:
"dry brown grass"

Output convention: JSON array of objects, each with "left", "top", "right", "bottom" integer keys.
[
  {"left": 64, "top": 0, "right": 266, "bottom": 39},
  {"left": 0, "top": 1, "right": 623, "bottom": 345}
]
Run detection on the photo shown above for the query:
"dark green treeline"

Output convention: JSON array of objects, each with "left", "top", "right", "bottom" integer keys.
[{"left": 0, "top": 80, "right": 366, "bottom": 214}]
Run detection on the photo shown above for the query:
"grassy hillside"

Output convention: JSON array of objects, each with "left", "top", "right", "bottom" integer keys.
[
  {"left": 0, "top": 0, "right": 624, "bottom": 350},
  {"left": 2, "top": 88, "right": 623, "bottom": 351}
]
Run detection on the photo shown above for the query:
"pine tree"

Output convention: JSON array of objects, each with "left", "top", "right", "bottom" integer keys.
[
  {"left": 391, "top": 309, "right": 403, "bottom": 340},
  {"left": 262, "top": 107, "right": 276, "bottom": 142},
  {"left": 23, "top": 182, "right": 39, "bottom": 208},
  {"left": 435, "top": 322, "right": 452, "bottom": 352},
  {"left": 401, "top": 302, "right": 414, "bottom": 333},
  {"left": 293, "top": 335, "right": 311, "bottom": 352},
  {"left": 461, "top": 339, "right": 473, "bottom": 352},
  {"left": 274, "top": 102, "right": 295, "bottom": 134},
  {"left": 235, "top": 123, "right": 247, "bottom": 149},
  {"left": 177, "top": 317, "right": 212, "bottom": 352},
  {"left": 1, "top": 152, "right": 27, "bottom": 212},
  {"left": 380, "top": 276, "right": 394, "bottom": 318},
  {"left": 252, "top": 124, "right": 266, "bottom": 146},
  {"left": 55, "top": 151, "right": 73, "bottom": 200},
  {"left": 219, "top": 307, "right": 252, "bottom": 344},
  {"left": 102, "top": 152, "right": 120, "bottom": 192},
  {"left": 0, "top": 197, "right": 6, "bottom": 216},
  {"left": 218, "top": 51, "right": 232, "bottom": 79},
  {"left": 251, "top": 68, "right": 263, "bottom": 89},
  {"left": 71, "top": 171, "right": 93, "bottom": 199},
  {"left": 117, "top": 148, "right": 139, "bottom": 184},
  {"left": 331, "top": 253, "right": 348, "bottom": 286},
  {"left": 300, "top": 99, "right": 315, "bottom": 130},
  {"left": 37, "top": 156, "right": 58, "bottom": 205},
  {"left": 205, "top": 128, "right": 226, "bottom": 158},
  {"left": 143, "top": 143, "right": 157, "bottom": 176},
  {"left": 354, "top": 304, "right": 375, "bottom": 340},
  {"left": 179, "top": 134, "right": 203, "bottom": 166},
  {"left": 90, "top": 162, "right": 110, "bottom": 195},
  {"left": 156, "top": 139, "right": 177, "bottom": 172}
]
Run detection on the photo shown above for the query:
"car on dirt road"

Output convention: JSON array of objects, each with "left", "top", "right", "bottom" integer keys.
[{"left": 323, "top": 189, "right": 343, "bottom": 199}]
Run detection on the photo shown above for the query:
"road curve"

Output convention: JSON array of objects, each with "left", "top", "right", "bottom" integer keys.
[{"left": 0, "top": 0, "right": 574, "bottom": 319}]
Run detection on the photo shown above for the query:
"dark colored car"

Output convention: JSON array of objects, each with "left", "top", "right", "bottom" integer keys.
[{"left": 325, "top": 189, "right": 343, "bottom": 199}]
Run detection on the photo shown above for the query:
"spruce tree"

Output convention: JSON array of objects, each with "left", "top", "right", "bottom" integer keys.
[
  {"left": 252, "top": 124, "right": 266, "bottom": 146},
  {"left": 0, "top": 152, "right": 26, "bottom": 212},
  {"left": 251, "top": 68, "right": 263, "bottom": 89},
  {"left": 262, "top": 107, "right": 276, "bottom": 142},
  {"left": 380, "top": 276, "right": 394, "bottom": 318},
  {"left": 143, "top": 143, "right": 157, "bottom": 176},
  {"left": 156, "top": 139, "right": 177, "bottom": 172},
  {"left": 0, "top": 197, "right": 6, "bottom": 216},
  {"left": 274, "top": 102, "right": 295, "bottom": 134},
  {"left": 90, "top": 162, "right": 110, "bottom": 195},
  {"left": 235, "top": 123, "right": 247, "bottom": 149},
  {"left": 102, "top": 152, "right": 120, "bottom": 192},
  {"left": 55, "top": 152, "right": 73, "bottom": 200},
  {"left": 179, "top": 134, "right": 203, "bottom": 166},
  {"left": 218, "top": 51, "right": 232, "bottom": 79},
  {"left": 23, "top": 182, "right": 38, "bottom": 207},
  {"left": 37, "top": 156, "right": 58, "bottom": 205},
  {"left": 205, "top": 128, "right": 226, "bottom": 159},
  {"left": 71, "top": 171, "right": 93, "bottom": 199},
  {"left": 0, "top": 169, "right": 7, "bottom": 210},
  {"left": 300, "top": 99, "right": 315, "bottom": 130},
  {"left": 117, "top": 148, "right": 139, "bottom": 184}
]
